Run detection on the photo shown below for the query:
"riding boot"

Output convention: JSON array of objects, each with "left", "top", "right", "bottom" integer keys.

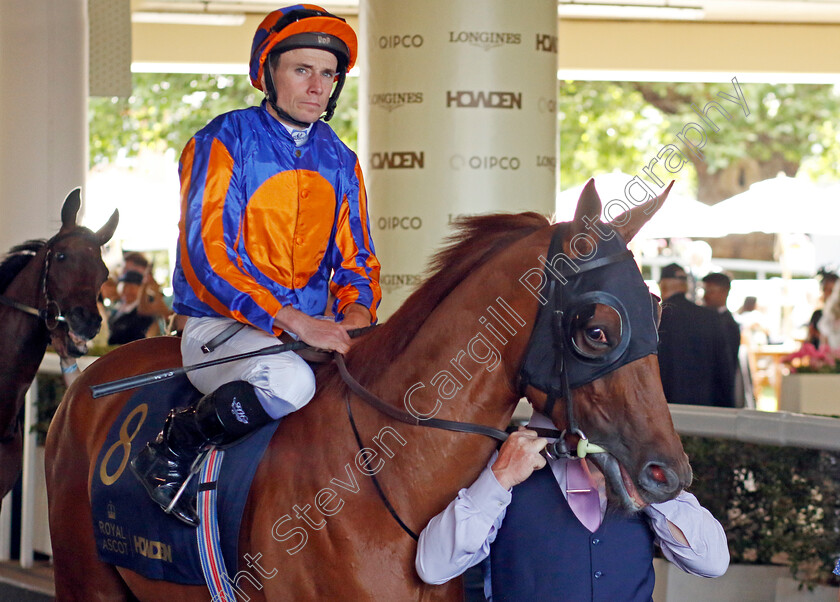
[{"left": 130, "top": 380, "right": 272, "bottom": 527}]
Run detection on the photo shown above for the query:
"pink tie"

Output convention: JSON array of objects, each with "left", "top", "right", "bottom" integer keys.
[{"left": 566, "top": 459, "right": 602, "bottom": 533}]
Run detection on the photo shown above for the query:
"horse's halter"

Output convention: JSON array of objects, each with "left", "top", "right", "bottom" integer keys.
[
  {"left": 0, "top": 233, "right": 80, "bottom": 330},
  {"left": 518, "top": 224, "right": 661, "bottom": 453}
]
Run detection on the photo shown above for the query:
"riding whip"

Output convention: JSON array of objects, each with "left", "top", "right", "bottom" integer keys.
[{"left": 90, "top": 325, "right": 377, "bottom": 398}]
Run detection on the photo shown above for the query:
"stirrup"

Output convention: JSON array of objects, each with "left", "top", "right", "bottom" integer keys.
[{"left": 165, "top": 447, "right": 211, "bottom": 515}]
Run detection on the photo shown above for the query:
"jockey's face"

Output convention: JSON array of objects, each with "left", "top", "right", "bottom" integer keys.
[{"left": 268, "top": 47, "right": 338, "bottom": 126}]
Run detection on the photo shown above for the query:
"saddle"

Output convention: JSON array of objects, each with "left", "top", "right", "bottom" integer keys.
[{"left": 90, "top": 375, "right": 279, "bottom": 584}]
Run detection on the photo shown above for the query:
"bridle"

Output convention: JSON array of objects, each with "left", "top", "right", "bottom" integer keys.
[
  {"left": 334, "top": 224, "right": 657, "bottom": 540},
  {"left": 0, "top": 232, "right": 82, "bottom": 330}
]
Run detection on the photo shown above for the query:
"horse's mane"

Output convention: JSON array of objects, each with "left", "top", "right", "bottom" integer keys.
[
  {"left": 0, "top": 240, "right": 46, "bottom": 293},
  {"left": 345, "top": 212, "right": 550, "bottom": 386}
]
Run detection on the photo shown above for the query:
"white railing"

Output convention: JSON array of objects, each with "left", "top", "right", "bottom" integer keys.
[
  {"left": 669, "top": 405, "right": 840, "bottom": 452},
  {"left": 2, "top": 358, "right": 840, "bottom": 569}
]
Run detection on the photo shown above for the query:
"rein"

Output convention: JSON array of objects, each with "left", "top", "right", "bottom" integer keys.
[
  {"left": 335, "top": 353, "right": 508, "bottom": 541},
  {"left": 334, "top": 354, "right": 610, "bottom": 541}
]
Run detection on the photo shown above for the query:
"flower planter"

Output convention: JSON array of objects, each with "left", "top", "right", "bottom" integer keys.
[
  {"left": 653, "top": 559, "right": 787, "bottom": 601},
  {"left": 779, "top": 373, "right": 840, "bottom": 416}
]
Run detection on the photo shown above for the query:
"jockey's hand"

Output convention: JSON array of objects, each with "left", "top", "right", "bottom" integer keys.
[
  {"left": 274, "top": 306, "right": 352, "bottom": 354},
  {"left": 491, "top": 428, "right": 548, "bottom": 490},
  {"left": 340, "top": 303, "right": 372, "bottom": 333}
]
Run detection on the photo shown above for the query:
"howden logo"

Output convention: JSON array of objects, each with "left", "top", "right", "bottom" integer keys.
[
  {"left": 536, "top": 33, "right": 558, "bottom": 53},
  {"left": 446, "top": 91, "right": 522, "bottom": 110},
  {"left": 370, "top": 152, "right": 425, "bottom": 170}
]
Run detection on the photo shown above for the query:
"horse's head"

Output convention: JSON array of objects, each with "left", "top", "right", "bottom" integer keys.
[
  {"left": 47, "top": 188, "right": 119, "bottom": 356},
  {"left": 522, "top": 179, "right": 691, "bottom": 511}
]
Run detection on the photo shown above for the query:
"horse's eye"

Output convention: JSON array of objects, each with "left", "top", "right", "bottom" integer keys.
[
  {"left": 55, "top": 252, "right": 67, "bottom": 261},
  {"left": 569, "top": 303, "right": 622, "bottom": 360},
  {"left": 584, "top": 326, "right": 608, "bottom": 346}
]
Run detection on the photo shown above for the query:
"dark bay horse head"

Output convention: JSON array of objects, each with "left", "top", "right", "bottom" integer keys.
[
  {"left": 521, "top": 179, "right": 691, "bottom": 511},
  {"left": 46, "top": 188, "right": 119, "bottom": 356},
  {"left": 0, "top": 188, "right": 117, "bottom": 497}
]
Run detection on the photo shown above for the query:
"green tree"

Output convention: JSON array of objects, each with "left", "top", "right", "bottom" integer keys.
[
  {"left": 89, "top": 72, "right": 359, "bottom": 167},
  {"left": 558, "top": 81, "right": 840, "bottom": 203}
]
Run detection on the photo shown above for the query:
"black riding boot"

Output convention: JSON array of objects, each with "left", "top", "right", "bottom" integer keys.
[{"left": 130, "top": 380, "right": 272, "bottom": 527}]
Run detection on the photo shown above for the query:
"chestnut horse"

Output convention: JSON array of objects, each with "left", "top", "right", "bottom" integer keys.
[
  {"left": 0, "top": 189, "right": 117, "bottom": 501},
  {"left": 47, "top": 181, "right": 690, "bottom": 600}
]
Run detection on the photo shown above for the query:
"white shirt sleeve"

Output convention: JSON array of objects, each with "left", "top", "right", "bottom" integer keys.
[
  {"left": 644, "top": 490, "right": 730, "bottom": 578},
  {"left": 415, "top": 453, "right": 510, "bottom": 585}
]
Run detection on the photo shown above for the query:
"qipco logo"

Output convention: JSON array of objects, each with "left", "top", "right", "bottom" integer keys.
[
  {"left": 450, "top": 155, "right": 521, "bottom": 171},
  {"left": 538, "top": 97, "right": 557, "bottom": 114},
  {"left": 378, "top": 34, "right": 424, "bottom": 49},
  {"left": 377, "top": 216, "right": 423, "bottom": 230}
]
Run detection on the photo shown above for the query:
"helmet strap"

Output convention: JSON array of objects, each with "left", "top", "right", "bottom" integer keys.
[{"left": 324, "top": 70, "right": 346, "bottom": 122}]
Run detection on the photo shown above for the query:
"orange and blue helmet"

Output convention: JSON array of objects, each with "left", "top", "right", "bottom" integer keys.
[{"left": 249, "top": 5, "right": 357, "bottom": 123}]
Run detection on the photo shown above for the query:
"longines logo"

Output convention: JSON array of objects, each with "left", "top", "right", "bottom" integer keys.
[
  {"left": 378, "top": 34, "right": 424, "bottom": 49},
  {"left": 536, "top": 155, "right": 557, "bottom": 172},
  {"left": 448, "top": 31, "right": 521, "bottom": 50},
  {"left": 381, "top": 273, "right": 423, "bottom": 293},
  {"left": 370, "top": 92, "right": 424, "bottom": 112},
  {"left": 446, "top": 90, "right": 522, "bottom": 109},
  {"left": 370, "top": 151, "right": 425, "bottom": 170},
  {"left": 536, "top": 33, "right": 558, "bottom": 53},
  {"left": 377, "top": 216, "right": 423, "bottom": 230},
  {"left": 450, "top": 155, "right": 521, "bottom": 171}
]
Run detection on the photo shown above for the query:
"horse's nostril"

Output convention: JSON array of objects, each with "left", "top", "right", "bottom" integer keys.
[
  {"left": 641, "top": 461, "right": 680, "bottom": 498},
  {"left": 649, "top": 464, "right": 667, "bottom": 484}
]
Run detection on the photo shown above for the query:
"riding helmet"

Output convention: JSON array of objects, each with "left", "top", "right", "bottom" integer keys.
[{"left": 249, "top": 5, "right": 357, "bottom": 123}]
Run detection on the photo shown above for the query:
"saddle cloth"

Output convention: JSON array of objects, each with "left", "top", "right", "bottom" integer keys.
[{"left": 90, "top": 375, "right": 278, "bottom": 584}]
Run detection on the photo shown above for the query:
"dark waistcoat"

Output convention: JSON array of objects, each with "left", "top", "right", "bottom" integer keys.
[{"left": 489, "top": 466, "right": 655, "bottom": 601}]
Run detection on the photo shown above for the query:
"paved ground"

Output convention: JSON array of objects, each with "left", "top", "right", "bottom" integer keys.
[{"left": 0, "top": 561, "right": 54, "bottom": 601}]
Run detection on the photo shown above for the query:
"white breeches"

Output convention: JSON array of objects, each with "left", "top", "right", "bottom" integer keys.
[{"left": 181, "top": 316, "right": 316, "bottom": 420}]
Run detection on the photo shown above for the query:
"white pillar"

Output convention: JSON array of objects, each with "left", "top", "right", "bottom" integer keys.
[
  {"left": 0, "top": 0, "right": 88, "bottom": 251},
  {"left": 361, "top": 0, "right": 558, "bottom": 317}
]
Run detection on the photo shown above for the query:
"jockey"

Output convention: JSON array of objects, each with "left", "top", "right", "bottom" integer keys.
[{"left": 131, "top": 5, "right": 381, "bottom": 527}]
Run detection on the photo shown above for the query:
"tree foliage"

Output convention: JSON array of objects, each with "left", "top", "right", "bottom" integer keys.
[
  {"left": 88, "top": 72, "right": 359, "bottom": 167},
  {"left": 557, "top": 81, "right": 840, "bottom": 201}
]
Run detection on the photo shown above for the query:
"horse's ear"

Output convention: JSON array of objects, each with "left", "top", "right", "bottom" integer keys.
[
  {"left": 61, "top": 188, "right": 82, "bottom": 228},
  {"left": 568, "top": 179, "right": 602, "bottom": 243},
  {"left": 95, "top": 209, "right": 119, "bottom": 246},
  {"left": 611, "top": 181, "right": 674, "bottom": 243}
]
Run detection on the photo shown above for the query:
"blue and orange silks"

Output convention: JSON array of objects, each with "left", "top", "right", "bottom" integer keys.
[{"left": 172, "top": 101, "right": 381, "bottom": 334}]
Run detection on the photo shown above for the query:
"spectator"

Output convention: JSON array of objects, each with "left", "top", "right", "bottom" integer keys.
[
  {"left": 657, "top": 263, "right": 736, "bottom": 407},
  {"left": 701, "top": 272, "right": 740, "bottom": 358},
  {"left": 817, "top": 281, "right": 840, "bottom": 349},
  {"left": 702, "top": 272, "right": 753, "bottom": 408},
  {"left": 106, "top": 270, "right": 155, "bottom": 345},
  {"left": 808, "top": 271, "right": 838, "bottom": 348}
]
